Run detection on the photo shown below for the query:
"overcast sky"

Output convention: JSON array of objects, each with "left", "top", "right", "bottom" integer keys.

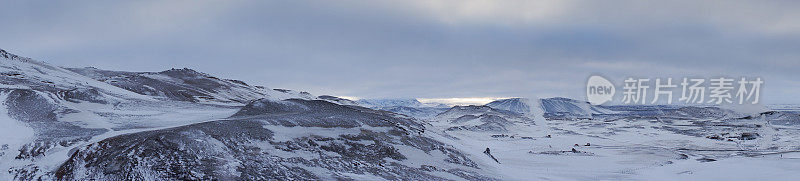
[{"left": 2, "top": 0, "right": 799, "bottom": 104}]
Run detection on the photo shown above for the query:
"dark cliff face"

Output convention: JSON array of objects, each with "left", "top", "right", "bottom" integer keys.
[{"left": 56, "top": 98, "right": 494, "bottom": 181}]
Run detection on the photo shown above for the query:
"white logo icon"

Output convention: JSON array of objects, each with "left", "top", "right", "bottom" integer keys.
[{"left": 587, "top": 75, "right": 615, "bottom": 105}]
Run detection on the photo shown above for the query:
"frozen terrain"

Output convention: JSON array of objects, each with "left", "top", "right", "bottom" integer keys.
[
  {"left": 0, "top": 49, "right": 305, "bottom": 180},
  {"left": 420, "top": 97, "right": 800, "bottom": 180},
  {"left": 56, "top": 99, "right": 493, "bottom": 180},
  {"left": 356, "top": 98, "right": 450, "bottom": 119},
  {"left": 2, "top": 48, "right": 800, "bottom": 180},
  {"left": 485, "top": 98, "right": 532, "bottom": 115}
]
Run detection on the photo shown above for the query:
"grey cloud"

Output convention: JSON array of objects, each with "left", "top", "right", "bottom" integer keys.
[{"left": 1, "top": 0, "right": 798, "bottom": 103}]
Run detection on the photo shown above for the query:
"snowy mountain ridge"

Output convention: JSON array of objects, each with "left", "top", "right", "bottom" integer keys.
[
  {"left": 0, "top": 49, "right": 312, "bottom": 180},
  {"left": 56, "top": 98, "right": 495, "bottom": 180},
  {"left": 484, "top": 98, "right": 532, "bottom": 115},
  {"left": 3, "top": 48, "right": 800, "bottom": 180},
  {"left": 66, "top": 67, "right": 311, "bottom": 105}
]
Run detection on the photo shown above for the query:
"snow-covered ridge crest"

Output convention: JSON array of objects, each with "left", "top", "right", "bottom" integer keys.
[
  {"left": 485, "top": 98, "right": 532, "bottom": 114},
  {"left": 316, "top": 95, "right": 358, "bottom": 105},
  {"left": 67, "top": 66, "right": 303, "bottom": 105},
  {"left": 0, "top": 49, "right": 152, "bottom": 100},
  {"left": 0, "top": 49, "right": 258, "bottom": 179},
  {"left": 539, "top": 97, "right": 615, "bottom": 119},
  {"left": 55, "top": 96, "right": 495, "bottom": 180}
]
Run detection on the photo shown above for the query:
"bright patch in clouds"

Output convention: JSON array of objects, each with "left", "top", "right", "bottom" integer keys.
[
  {"left": 418, "top": 97, "right": 511, "bottom": 106},
  {"left": 340, "top": 96, "right": 507, "bottom": 106},
  {"left": 3, "top": 1, "right": 800, "bottom": 104},
  {"left": 337, "top": 96, "right": 360, "bottom": 101}
]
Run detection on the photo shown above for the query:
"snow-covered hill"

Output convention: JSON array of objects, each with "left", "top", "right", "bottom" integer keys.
[
  {"left": 0, "top": 49, "right": 159, "bottom": 180},
  {"left": 354, "top": 98, "right": 450, "bottom": 119},
  {"left": 423, "top": 98, "right": 800, "bottom": 180},
  {"left": 432, "top": 105, "right": 535, "bottom": 133},
  {"left": 376, "top": 106, "right": 450, "bottom": 119},
  {"left": 3, "top": 48, "right": 800, "bottom": 180},
  {"left": 0, "top": 49, "right": 306, "bottom": 180},
  {"left": 539, "top": 97, "right": 745, "bottom": 121},
  {"left": 485, "top": 98, "right": 532, "bottom": 114},
  {"left": 539, "top": 97, "right": 617, "bottom": 119},
  {"left": 56, "top": 99, "right": 494, "bottom": 180},
  {"left": 67, "top": 67, "right": 308, "bottom": 105},
  {"left": 316, "top": 95, "right": 358, "bottom": 105},
  {"left": 759, "top": 110, "right": 800, "bottom": 127}
]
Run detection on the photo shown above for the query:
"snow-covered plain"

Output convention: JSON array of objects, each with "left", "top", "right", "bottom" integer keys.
[{"left": 424, "top": 98, "right": 800, "bottom": 180}]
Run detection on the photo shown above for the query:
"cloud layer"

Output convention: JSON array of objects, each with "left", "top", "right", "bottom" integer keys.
[{"left": 2, "top": 0, "right": 799, "bottom": 103}]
